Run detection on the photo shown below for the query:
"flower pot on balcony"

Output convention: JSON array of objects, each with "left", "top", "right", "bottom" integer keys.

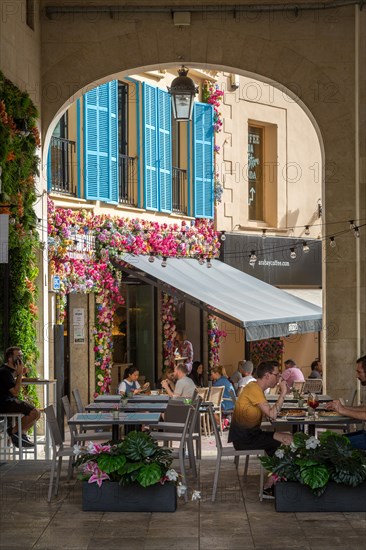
[
  {"left": 275, "top": 481, "right": 366, "bottom": 513},
  {"left": 82, "top": 480, "right": 177, "bottom": 512}
]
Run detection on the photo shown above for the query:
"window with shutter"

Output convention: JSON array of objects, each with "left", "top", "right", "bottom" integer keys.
[
  {"left": 84, "top": 81, "right": 118, "bottom": 203},
  {"left": 142, "top": 83, "right": 172, "bottom": 212},
  {"left": 193, "top": 102, "right": 214, "bottom": 219}
]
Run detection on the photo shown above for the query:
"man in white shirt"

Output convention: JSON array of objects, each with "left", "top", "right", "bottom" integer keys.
[
  {"left": 161, "top": 364, "right": 196, "bottom": 399},
  {"left": 237, "top": 361, "right": 256, "bottom": 390}
]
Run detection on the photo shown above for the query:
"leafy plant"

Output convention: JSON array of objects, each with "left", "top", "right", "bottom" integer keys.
[
  {"left": 260, "top": 431, "right": 366, "bottom": 496},
  {"left": 75, "top": 431, "right": 174, "bottom": 488}
]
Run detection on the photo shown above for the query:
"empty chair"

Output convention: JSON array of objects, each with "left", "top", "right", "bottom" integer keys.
[
  {"left": 61, "top": 395, "right": 111, "bottom": 445},
  {"left": 292, "top": 381, "right": 305, "bottom": 394},
  {"left": 207, "top": 385, "right": 225, "bottom": 434},
  {"left": 151, "top": 396, "right": 202, "bottom": 478},
  {"left": 72, "top": 388, "right": 84, "bottom": 413},
  {"left": 45, "top": 405, "right": 74, "bottom": 502},
  {"left": 303, "top": 379, "right": 323, "bottom": 394},
  {"left": 208, "top": 404, "right": 265, "bottom": 502},
  {"left": 196, "top": 387, "right": 210, "bottom": 437}
]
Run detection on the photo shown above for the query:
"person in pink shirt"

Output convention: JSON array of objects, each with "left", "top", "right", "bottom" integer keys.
[{"left": 281, "top": 359, "right": 305, "bottom": 393}]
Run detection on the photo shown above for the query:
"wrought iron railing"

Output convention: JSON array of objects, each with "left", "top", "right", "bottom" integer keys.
[
  {"left": 172, "top": 167, "right": 187, "bottom": 214},
  {"left": 49, "top": 136, "right": 76, "bottom": 195},
  {"left": 119, "top": 154, "right": 137, "bottom": 206}
]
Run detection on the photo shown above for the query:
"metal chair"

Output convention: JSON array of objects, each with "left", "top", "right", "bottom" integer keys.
[
  {"left": 303, "top": 379, "right": 323, "bottom": 394},
  {"left": 196, "top": 387, "right": 210, "bottom": 436},
  {"left": 151, "top": 396, "right": 202, "bottom": 478},
  {"left": 61, "top": 395, "right": 111, "bottom": 445},
  {"left": 208, "top": 405, "right": 265, "bottom": 502},
  {"left": 207, "top": 385, "right": 225, "bottom": 434},
  {"left": 72, "top": 388, "right": 84, "bottom": 413},
  {"left": 292, "top": 381, "right": 305, "bottom": 393},
  {"left": 45, "top": 405, "right": 74, "bottom": 502},
  {"left": 151, "top": 405, "right": 196, "bottom": 502}
]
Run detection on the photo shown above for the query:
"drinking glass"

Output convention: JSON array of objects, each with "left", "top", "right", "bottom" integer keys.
[{"left": 307, "top": 393, "right": 319, "bottom": 418}]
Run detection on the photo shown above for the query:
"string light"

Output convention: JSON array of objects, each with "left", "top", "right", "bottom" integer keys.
[
  {"left": 198, "top": 255, "right": 205, "bottom": 265},
  {"left": 349, "top": 220, "right": 355, "bottom": 230},
  {"left": 161, "top": 256, "right": 167, "bottom": 268},
  {"left": 206, "top": 259, "right": 212, "bottom": 268},
  {"left": 354, "top": 226, "right": 360, "bottom": 238},
  {"left": 220, "top": 231, "right": 226, "bottom": 241},
  {"left": 304, "top": 225, "right": 310, "bottom": 236},
  {"left": 148, "top": 252, "right": 155, "bottom": 263},
  {"left": 290, "top": 247, "right": 297, "bottom": 259},
  {"left": 249, "top": 250, "right": 257, "bottom": 267},
  {"left": 262, "top": 229, "right": 267, "bottom": 238},
  {"left": 302, "top": 242, "right": 310, "bottom": 253},
  {"left": 329, "top": 237, "right": 336, "bottom": 248}
]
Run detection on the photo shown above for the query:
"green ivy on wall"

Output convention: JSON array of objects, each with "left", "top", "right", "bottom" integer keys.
[{"left": 0, "top": 71, "right": 41, "bottom": 406}]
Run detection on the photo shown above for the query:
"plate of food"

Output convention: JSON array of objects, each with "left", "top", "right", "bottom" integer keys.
[
  {"left": 317, "top": 411, "right": 348, "bottom": 420},
  {"left": 278, "top": 409, "right": 307, "bottom": 420}
]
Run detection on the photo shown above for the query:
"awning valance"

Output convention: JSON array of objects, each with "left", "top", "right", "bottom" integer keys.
[{"left": 115, "top": 256, "right": 322, "bottom": 341}]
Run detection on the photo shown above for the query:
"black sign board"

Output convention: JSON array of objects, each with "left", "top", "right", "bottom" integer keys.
[{"left": 221, "top": 234, "right": 321, "bottom": 287}]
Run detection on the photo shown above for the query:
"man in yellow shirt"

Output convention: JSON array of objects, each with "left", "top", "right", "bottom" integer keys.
[{"left": 228, "top": 361, "right": 292, "bottom": 456}]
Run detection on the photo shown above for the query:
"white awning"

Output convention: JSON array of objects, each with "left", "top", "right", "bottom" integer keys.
[
  {"left": 282, "top": 288, "right": 322, "bottom": 308},
  {"left": 116, "top": 256, "right": 322, "bottom": 341}
]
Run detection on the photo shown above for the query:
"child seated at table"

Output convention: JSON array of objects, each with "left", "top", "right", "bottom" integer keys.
[{"left": 118, "top": 366, "right": 149, "bottom": 396}]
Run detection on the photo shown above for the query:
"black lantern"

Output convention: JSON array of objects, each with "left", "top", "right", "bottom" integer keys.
[{"left": 167, "top": 66, "right": 198, "bottom": 121}]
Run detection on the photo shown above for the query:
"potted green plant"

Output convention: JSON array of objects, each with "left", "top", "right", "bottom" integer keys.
[
  {"left": 75, "top": 431, "right": 178, "bottom": 512},
  {"left": 260, "top": 431, "right": 366, "bottom": 512}
]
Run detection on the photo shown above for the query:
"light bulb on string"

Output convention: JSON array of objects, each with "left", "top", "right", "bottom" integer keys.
[
  {"left": 262, "top": 229, "right": 267, "bottom": 239},
  {"left": 354, "top": 226, "right": 360, "bottom": 238},
  {"left": 148, "top": 252, "right": 155, "bottom": 263},
  {"left": 206, "top": 259, "right": 212, "bottom": 268},
  {"left": 349, "top": 220, "right": 355, "bottom": 230},
  {"left": 249, "top": 250, "right": 257, "bottom": 267},
  {"left": 290, "top": 247, "right": 297, "bottom": 259},
  {"left": 220, "top": 231, "right": 226, "bottom": 241},
  {"left": 304, "top": 225, "right": 310, "bottom": 236},
  {"left": 161, "top": 256, "right": 167, "bottom": 268},
  {"left": 329, "top": 237, "right": 336, "bottom": 248},
  {"left": 198, "top": 255, "right": 205, "bottom": 265},
  {"left": 302, "top": 242, "right": 310, "bottom": 253}
]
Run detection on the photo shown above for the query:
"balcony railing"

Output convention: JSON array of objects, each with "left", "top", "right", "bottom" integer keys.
[
  {"left": 49, "top": 136, "right": 76, "bottom": 195},
  {"left": 172, "top": 167, "right": 187, "bottom": 215},
  {"left": 119, "top": 154, "right": 137, "bottom": 206}
]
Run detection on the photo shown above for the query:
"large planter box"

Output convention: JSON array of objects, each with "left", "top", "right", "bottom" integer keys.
[
  {"left": 82, "top": 480, "right": 177, "bottom": 512},
  {"left": 275, "top": 481, "right": 366, "bottom": 512}
]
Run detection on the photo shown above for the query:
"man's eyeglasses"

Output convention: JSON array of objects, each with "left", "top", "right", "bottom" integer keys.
[{"left": 271, "top": 372, "right": 280, "bottom": 378}]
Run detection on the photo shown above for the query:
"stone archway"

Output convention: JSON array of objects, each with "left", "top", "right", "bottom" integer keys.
[{"left": 41, "top": 4, "right": 366, "bottom": 398}]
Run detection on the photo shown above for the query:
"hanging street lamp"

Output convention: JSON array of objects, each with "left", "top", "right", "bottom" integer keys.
[{"left": 167, "top": 66, "right": 198, "bottom": 121}]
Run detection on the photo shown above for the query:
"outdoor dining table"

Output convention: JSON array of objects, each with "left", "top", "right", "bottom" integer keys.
[
  {"left": 68, "top": 412, "right": 162, "bottom": 442},
  {"left": 267, "top": 394, "right": 332, "bottom": 403},
  {"left": 85, "top": 401, "right": 168, "bottom": 413},
  {"left": 271, "top": 414, "right": 357, "bottom": 437}
]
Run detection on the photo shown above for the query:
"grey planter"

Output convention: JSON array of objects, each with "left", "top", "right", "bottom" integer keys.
[
  {"left": 82, "top": 480, "right": 177, "bottom": 512},
  {"left": 275, "top": 481, "right": 366, "bottom": 512}
]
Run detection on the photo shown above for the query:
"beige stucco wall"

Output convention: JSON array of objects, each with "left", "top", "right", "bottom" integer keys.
[
  {"left": 215, "top": 73, "right": 322, "bottom": 239},
  {"left": 1, "top": 1, "right": 365, "bottom": 400}
]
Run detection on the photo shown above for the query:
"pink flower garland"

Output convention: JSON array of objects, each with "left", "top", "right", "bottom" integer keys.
[
  {"left": 250, "top": 339, "right": 284, "bottom": 368},
  {"left": 208, "top": 315, "right": 227, "bottom": 370},
  {"left": 48, "top": 197, "right": 221, "bottom": 394},
  {"left": 161, "top": 293, "right": 176, "bottom": 371}
]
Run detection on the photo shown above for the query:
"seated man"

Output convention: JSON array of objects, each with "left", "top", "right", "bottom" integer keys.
[
  {"left": 237, "top": 360, "right": 256, "bottom": 390},
  {"left": 0, "top": 346, "right": 40, "bottom": 448},
  {"left": 228, "top": 361, "right": 293, "bottom": 496},
  {"left": 230, "top": 360, "right": 245, "bottom": 390},
  {"left": 161, "top": 364, "right": 196, "bottom": 399},
  {"left": 308, "top": 359, "right": 322, "bottom": 379},
  {"left": 326, "top": 355, "right": 366, "bottom": 450},
  {"left": 281, "top": 359, "right": 305, "bottom": 393}
]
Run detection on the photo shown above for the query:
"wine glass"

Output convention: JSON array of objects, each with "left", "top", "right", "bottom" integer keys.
[{"left": 307, "top": 393, "right": 319, "bottom": 418}]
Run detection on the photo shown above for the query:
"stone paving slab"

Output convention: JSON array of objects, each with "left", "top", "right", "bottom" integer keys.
[{"left": 1, "top": 456, "right": 365, "bottom": 550}]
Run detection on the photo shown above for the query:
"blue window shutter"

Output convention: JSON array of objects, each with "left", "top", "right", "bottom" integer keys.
[
  {"left": 158, "top": 89, "right": 172, "bottom": 213},
  {"left": 84, "top": 87, "right": 99, "bottom": 199},
  {"left": 84, "top": 81, "right": 118, "bottom": 203},
  {"left": 143, "top": 83, "right": 158, "bottom": 210},
  {"left": 109, "top": 80, "right": 118, "bottom": 204},
  {"left": 193, "top": 102, "right": 214, "bottom": 219}
]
